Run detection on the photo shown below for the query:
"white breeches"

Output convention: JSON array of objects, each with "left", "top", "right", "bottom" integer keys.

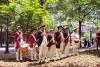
[
  {"left": 16, "top": 47, "right": 22, "bottom": 61},
  {"left": 46, "top": 45, "right": 56, "bottom": 59},
  {"left": 39, "top": 39, "right": 47, "bottom": 62}
]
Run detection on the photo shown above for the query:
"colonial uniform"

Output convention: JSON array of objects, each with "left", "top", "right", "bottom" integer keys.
[
  {"left": 29, "top": 34, "right": 37, "bottom": 60},
  {"left": 71, "top": 30, "right": 80, "bottom": 55},
  {"left": 14, "top": 31, "right": 25, "bottom": 61},
  {"left": 55, "top": 31, "right": 61, "bottom": 60},
  {"left": 63, "top": 30, "right": 70, "bottom": 56},
  {"left": 96, "top": 31, "right": 100, "bottom": 50},
  {"left": 36, "top": 29, "right": 47, "bottom": 63},
  {"left": 46, "top": 32, "right": 56, "bottom": 61},
  {"left": 60, "top": 31, "right": 65, "bottom": 56}
]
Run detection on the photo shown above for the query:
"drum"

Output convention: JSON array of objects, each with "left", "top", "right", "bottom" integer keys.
[{"left": 21, "top": 43, "right": 29, "bottom": 56}]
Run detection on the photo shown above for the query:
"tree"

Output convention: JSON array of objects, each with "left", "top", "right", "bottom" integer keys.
[
  {"left": 54, "top": 0, "right": 100, "bottom": 47},
  {"left": 0, "top": 0, "right": 59, "bottom": 34},
  {"left": 0, "top": 0, "right": 10, "bottom": 53},
  {"left": 0, "top": 0, "right": 59, "bottom": 53}
]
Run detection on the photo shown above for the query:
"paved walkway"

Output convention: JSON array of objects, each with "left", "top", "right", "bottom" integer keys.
[
  {"left": 0, "top": 47, "right": 98, "bottom": 60},
  {"left": 0, "top": 47, "right": 15, "bottom": 60},
  {"left": 0, "top": 47, "right": 100, "bottom": 67}
]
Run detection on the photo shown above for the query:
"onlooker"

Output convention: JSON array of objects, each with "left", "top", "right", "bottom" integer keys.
[
  {"left": 84, "top": 38, "right": 87, "bottom": 48},
  {"left": 96, "top": 29, "right": 100, "bottom": 50}
]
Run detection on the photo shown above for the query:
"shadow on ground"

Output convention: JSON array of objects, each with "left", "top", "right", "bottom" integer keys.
[
  {"left": 0, "top": 58, "right": 31, "bottom": 62},
  {"left": 80, "top": 49, "right": 100, "bottom": 57}
]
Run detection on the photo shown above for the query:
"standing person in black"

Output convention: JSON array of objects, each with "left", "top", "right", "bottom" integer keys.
[
  {"left": 84, "top": 38, "right": 87, "bottom": 48},
  {"left": 54, "top": 26, "right": 63, "bottom": 60},
  {"left": 36, "top": 25, "right": 47, "bottom": 63},
  {"left": 87, "top": 40, "right": 91, "bottom": 48}
]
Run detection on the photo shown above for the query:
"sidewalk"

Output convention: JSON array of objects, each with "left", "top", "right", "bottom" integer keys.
[
  {"left": 0, "top": 47, "right": 100, "bottom": 67},
  {"left": 0, "top": 47, "right": 99, "bottom": 60},
  {"left": 0, "top": 47, "right": 15, "bottom": 60}
]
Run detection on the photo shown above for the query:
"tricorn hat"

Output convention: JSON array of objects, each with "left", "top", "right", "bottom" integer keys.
[
  {"left": 30, "top": 28, "right": 36, "bottom": 33},
  {"left": 63, "top": 25, "right": 69, "bottom": 29},
  {"left": 57, "top": 25, "right": 63, "bottom": 29},
  {"left": 39, "top": 25, "right": 45, "bottom": 29},
  {"left": 17, "top": 25, "right": 21, "bottom": 30}
]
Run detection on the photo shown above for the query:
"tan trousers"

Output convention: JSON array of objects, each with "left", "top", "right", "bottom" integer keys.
[
  {"left": 72, "top": 42, "right": 79, "bottom": 55},
  {"left": 47, "top": 45, "right": 56, "bottom": 60},
  {"left": 64, "top": 42, "right": 70, "bottom": 56},
  {"left": 74, "top": 43, "right": 80, "bottom": 54},
  {"left": 39, "top": 40, "right": 47, "bottom": 62},
  {"left": 56, "top": 48, "right": 61, "bottom": 60},
  {"left": 60, "top": 41, "right": 65, "bottom": 57},
  {"left": 30, "top": 47, "right": 38, "bottom": 60}
]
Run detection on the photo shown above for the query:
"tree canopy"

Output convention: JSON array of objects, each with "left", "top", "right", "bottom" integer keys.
[{"left": 0, "top": 0, "right": 100, "bottom": 34}]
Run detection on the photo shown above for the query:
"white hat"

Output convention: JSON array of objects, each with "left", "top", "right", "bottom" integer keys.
[{"left": 74, "top": 27, "right": 78, "bottom": 30}]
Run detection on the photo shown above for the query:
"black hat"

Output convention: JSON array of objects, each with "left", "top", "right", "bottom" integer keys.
[
  {"left": 73, "top": 27, "right": 78, "bottom": 31},
  {"left": 39, "top": 25, "right": 45, "bottom": 29},
  {"left": 57, "top": 26, "right": 63, "bottom": 29},
  {"left": 17, "top": 26, "right": 21, "bottom": 30},
  {"left": 64, "top": 26, "right": 69, "bottom": 29},
  {"left": 30, "top": 28, "right": 36, "bottom": 33}
]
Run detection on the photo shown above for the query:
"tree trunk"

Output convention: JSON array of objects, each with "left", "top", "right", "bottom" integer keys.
[
  {"left": 38, "top": 0, "right": 46, "bottom": 25},
  {"left": 79, "top": 20, "right": 82, "bottom": 48}
]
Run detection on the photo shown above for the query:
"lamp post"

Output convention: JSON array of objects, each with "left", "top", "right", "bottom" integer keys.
[
  {"left": 5, "top": 15, "right": 9, "bottom": 53},
  {"left": 0, "top": 25, "right": 2, "bottom": 47}
]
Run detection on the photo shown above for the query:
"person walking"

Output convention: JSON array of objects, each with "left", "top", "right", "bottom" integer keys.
[
  {"left": 63, "top": 26, "right": 70, "bottom": 57},
  {"left": 14, "top": 26, "right": 25, "bottom": 61},
  {"left": 46, "top": 29, "right": 56, "bottom": 62},
  {"left": 29, "top": 28, "right": 38, "bottom": 60},
  {"left": 54, "top": 26, "right": 63, "bottom": 60},
  {"left": 36, "top": 25, "right": 47, "bottom": 63}
]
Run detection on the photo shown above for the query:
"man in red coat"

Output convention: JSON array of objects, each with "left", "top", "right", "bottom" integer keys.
[
  {"left": 96, "top": 29, "right": 100, "bottom": 50},
  {"left": 14, "top": 26, "right": 25, "bottom": 61},
  {"left": 29, "top": 28, "right": 38, "bottom": 60}
]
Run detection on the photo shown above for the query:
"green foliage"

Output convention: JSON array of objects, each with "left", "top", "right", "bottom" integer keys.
[
  {"left": 56, "top": 0, "right": 100, "bottom": 22},
  {"left": 0, "top": 0, "right": 58, "bottom": 34},
  {"left": 0, "top": 0, "right": 100, "bottom": 35}
]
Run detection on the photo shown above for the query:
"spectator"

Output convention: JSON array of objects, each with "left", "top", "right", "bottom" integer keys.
[
  {"left": 96, "top": 29, "right": 100, "bottom": 50},
  {"left": 84, "top": 38, "right": 87, "bottom": 48}
]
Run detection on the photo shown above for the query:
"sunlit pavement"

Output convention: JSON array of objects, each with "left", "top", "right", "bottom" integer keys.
[{"left": 0, "top": 47, "right": 100, "bottom": 67}]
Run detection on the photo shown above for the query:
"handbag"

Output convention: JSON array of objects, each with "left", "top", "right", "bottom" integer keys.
[
  {"left": 74, "top": 39, "right": 79, "bottom": 43},
  {"left": 74, "top": 41, "right": 79, "bottom": 43}
]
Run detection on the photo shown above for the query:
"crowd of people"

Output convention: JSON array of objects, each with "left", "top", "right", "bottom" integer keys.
[
  {"left": 83, "top": 38, "right": 95, "bottom": 48},
  {"left": 14, "top": 25, "right": 80, "bottom": 63},
  {"left": 83, "top": 30, "right": 100, "bottom": 49}
]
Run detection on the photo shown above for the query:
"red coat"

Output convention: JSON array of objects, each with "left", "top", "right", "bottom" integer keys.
[
  {"left": 14, "top": 32, "right": 25, "bottom": 49},
  {"left": 96, "top": 32, "right": 100, "bottom": 40},
  {"left": 29, "top": 34, "right": 36, "bottom": 48}
]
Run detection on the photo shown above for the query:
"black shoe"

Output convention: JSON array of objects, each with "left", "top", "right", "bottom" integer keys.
[
  {"left": 41, "top": 61, "right": 45, "bottom": 64},
  {"left": 50, "top": 59, "right": 54, "bottom": 62},
  {"left": 20, "top": 60, "right": 23, "bottom": 62},
  {"left": 16, "top": 60, "right": 19, "bottom": 62},
  {"left": 38, "top": 61, "right": 42, "bottom": 64}
]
